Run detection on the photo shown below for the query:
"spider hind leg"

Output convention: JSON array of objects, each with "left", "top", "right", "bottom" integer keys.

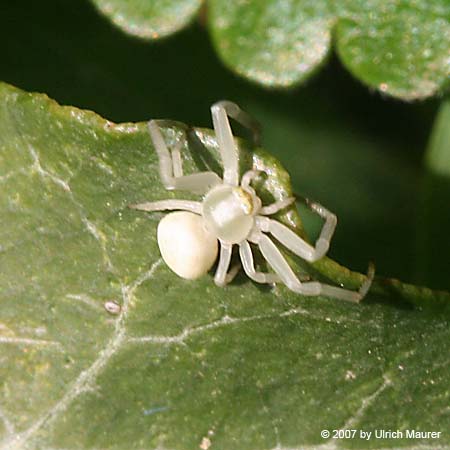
[{"left": 251, "top": 231, "right": 374, "bottom": 303}]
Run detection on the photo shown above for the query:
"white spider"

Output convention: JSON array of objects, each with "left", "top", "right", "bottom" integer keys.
[{"left": 130, "top": 101, "right": 374, "bottom": 303}]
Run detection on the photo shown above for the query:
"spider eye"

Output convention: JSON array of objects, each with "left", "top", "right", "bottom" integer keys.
[{"left": 232, "top": 188, "right": 253, "bottom": 214}]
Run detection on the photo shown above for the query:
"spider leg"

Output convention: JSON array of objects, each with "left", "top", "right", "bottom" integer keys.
[
  {"left": 149, "top": 120, "right": 221, "bottom": 194},
  {"left": 129, "top": 199, "right": 202, "bottom": 215},
  {"left": 296, "top": 197, "right": 338, "bottom": 257},
  {"left": 211, "top": 101, "right": 261, "bottom": 186},
  {"left": 250, "top": 231, "right": 373, "bottom": 303},
  {"left": 239, "top": 240, "right": 280, "bottom": 284},
  {"left": 239, "top": 169, "right": 295, "bottom": 216},
  {"left": 170, "top": 138, "right": 183, "bottom": 178},
  {"left": 214, "top": 242, "right": 240, "bottom": 286},
  {"left": 259, "top": 197, "right": 296, "bottom": 216},
  {"left": 240, "top": 170, "right": 261, "bottom": 190},
  {"left": 256, "top": 215, "right": 332, "bottom": 263}
]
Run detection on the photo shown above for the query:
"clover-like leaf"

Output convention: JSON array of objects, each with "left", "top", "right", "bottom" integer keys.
[
  {"left": 208, "top": 0, "right": 334, "bottom": 87},
  {"left": 88, "top": 0, "right": 450, "bottom": 100},
  {"left": 1, "top": 83, "right": 449, "bottom": 450},
  {"left": 335, "top": 0, "right": 450, "bottom": 100},
  {"left": 209, "top": 0, "right": 450, "bottom": 99},
  {"left": 90, "top": 0, "right": 203, "bottom": 39}
]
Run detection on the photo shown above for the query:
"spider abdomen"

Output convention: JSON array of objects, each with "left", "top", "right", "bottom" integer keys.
[
  {"left": 202, "top": 185, "right": 255, "bottom": 244},
  {"left": 157, "top": 211, "right": 218, "bottom": 279}
]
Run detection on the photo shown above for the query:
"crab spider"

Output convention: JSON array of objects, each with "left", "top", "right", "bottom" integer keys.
[{"left": 130, "top": 101, "right": 374, "bottom": 303}]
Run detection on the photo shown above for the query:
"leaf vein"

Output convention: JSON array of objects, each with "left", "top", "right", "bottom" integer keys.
[
  {"left": 1, "top": 258, "right": 163, "bottom": 450},
  {"left": 0, "top": 337, "right": 63, "bottom": 350}
]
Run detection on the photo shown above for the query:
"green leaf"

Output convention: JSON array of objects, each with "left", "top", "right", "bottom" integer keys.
[
  {"left": 415, "top": 98, "right": 450, "bottom": 289},
  {"left": 1, "top": 82, "right": 449, "bottom": 450},
  {"left": 90, "top": 0, "right": 204, "bottom": 39},
  {"left": 209, "top": 0, "right": 334, "bottom": 87},
  {"left": 209, "top": 0, "right": 450, "bottom": 99},
  {"left": 88, "top": 0, "right": 450, "bottom": 99},
  {"left": 335, "top": 0, "right": 450, "bottom": 100},
  {"left": 424, "top": 97, "right": 450, "bottom": 177}
]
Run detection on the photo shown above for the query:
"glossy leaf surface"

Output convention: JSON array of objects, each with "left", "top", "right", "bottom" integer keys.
[{"left": 1, "top": 83, "right": 449, "bottom": 449}]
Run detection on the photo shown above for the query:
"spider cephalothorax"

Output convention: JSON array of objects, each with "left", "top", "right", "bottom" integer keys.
[{"left": 130, "top": 101, "right": 373, "bottom": 302}]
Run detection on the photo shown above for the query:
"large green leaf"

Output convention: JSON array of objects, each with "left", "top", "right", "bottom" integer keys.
[{"left": 1, "top": 83, "right": 449, "bottom": 450}]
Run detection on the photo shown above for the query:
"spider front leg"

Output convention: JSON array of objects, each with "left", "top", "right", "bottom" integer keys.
[
  {"left": 256, "top": 213, "right": 334, "bottom": 263},
  {"left": 211, "top": 101, "right": 261, "bottom": 186},
  {"left": 149, "top": 120, "right": 221, "bottom": 194},
  {"left": 296, "top": 196, "right": 339, "bottom": 259},
  {"left": 250, "top": 231, "right": 373, "bottom": 303}
]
